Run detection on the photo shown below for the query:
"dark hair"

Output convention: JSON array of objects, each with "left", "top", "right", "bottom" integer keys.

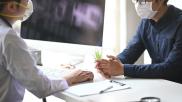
[{"left": 0, "top": 0, "right": 21, "bottom": 12}]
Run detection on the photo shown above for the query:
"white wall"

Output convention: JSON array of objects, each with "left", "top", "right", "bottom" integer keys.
[
  {"left": 126, "top": 0, "right": 143, "bottom": 64},
  {"left": 102, "top": 0, "right": 121, "bottom": 55},
  {"left": 168, "top": 0, "right": 182, "bottom": 9},
  {"left": 103, "top": 0, "right": 143, "bottom": 64},
  {"left": 119, "top": 0, "right": 143, "bottom": 64}
]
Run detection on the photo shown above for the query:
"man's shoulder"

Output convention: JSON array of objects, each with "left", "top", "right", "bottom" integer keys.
[
  {"left": 172, "top": 5, "right": 182, "bottom": 23},
  {"left": 139, "top": 19, "right": 150, "bottom": 28},
  {"left": 139, "top": 19, "right": 151, "bottom": 33}
]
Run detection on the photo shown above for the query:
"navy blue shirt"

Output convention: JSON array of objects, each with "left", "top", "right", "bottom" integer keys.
[{"left": 117, "top": 5, "right": 182, "bottom": 83}]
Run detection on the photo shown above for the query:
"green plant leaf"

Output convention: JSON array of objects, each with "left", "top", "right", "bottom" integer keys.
[{"left": 95, "top": 51, "right": 102, "bottom": 60}]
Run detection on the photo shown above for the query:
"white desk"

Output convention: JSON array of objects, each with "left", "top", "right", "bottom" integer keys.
[
  {"left": 26, "top": 40, "right": 182, "bottom": 102},
  {"left": 54, "top": 79, "right": 182, "bottom": 102},
  {"left": 36, "top": 51, "right": 182, "bottom": 102}
]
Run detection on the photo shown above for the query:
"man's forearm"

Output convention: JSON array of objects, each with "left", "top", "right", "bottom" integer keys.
[{"left": 123, "top": 63, "right": 181, "bottom": 80}]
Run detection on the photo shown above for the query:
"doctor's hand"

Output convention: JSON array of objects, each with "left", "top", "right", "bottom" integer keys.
[
  {"left": 95, "top": 55, "right": 124, "bottom": 78},
  {"left": 63, "top": 69, "right": 94, "bottom": 86}
]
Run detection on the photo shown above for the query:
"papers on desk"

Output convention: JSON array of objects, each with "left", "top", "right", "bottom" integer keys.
[
  {"left": 37, "top": 66, "right": 70, "bottom": 80},
  {"left": 65, "top": 80, "right": 131, "bottom": 97}
]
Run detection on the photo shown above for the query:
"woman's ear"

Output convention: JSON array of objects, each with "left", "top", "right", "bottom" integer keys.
[{"left": 6, "top": 2, "right": 19, "bottom": 13}]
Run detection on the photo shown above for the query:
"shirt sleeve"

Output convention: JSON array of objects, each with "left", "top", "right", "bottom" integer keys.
[
  {"left": 3, "top": 31, "right": 69, "bottom": 98},
  {"left": 123, "top": 22, "right": 182, "bottom": 83},
  {"left": 117, "top": 20, "right": 146, "bottom": 64}
]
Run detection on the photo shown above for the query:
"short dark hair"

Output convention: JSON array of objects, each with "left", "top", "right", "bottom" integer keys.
[{"left": 0, "top": 0, "right": 21, "bottom": 12}]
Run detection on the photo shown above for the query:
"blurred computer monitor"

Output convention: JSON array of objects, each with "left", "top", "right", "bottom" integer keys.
[{"left": 21, "top": 0, "right": 105, "bottom": 46}]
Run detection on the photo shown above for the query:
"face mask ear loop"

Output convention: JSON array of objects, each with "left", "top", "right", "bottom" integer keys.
[{"left": 0, "top": 13, "right": 22, "bottom": 18}]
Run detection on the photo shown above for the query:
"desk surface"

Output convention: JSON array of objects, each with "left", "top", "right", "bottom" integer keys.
[
  {"left": 37, "top": 53, "right": 182, "bottom": 102},
  {"left": 38, "top": 61, "right": 182, "bottom": 102},
  {"left": 54, "top": 79, "right": 182, "bottom": 102}
]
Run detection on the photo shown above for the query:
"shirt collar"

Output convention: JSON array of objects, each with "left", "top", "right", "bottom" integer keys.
[
  {"left": 0, "top": 15, "right": 12, "bottom": 28},
  {"left": 150, "top": 5, "right": 175, "bottom": 31}
]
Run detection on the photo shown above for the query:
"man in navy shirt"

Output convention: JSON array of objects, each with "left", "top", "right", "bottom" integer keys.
[{"left": 96, "top": 0, "right": 182, "bottom": 83}]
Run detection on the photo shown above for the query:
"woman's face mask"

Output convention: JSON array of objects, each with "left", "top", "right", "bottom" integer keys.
[
  {"left": 21, "top": 0, "right": 33, "bottom": 21},
  {"left": 132, "top": 0, "right": 158, "bottom": 19},
  {"left": 0, "top": 0, "right": 33, "bottom": 22}
]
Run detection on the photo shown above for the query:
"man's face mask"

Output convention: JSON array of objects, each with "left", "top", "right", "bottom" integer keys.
[
  {"left": 0, "top": 0, "right": 33, "bottom": 22},
  {"left": 132, "top": 0, "right": 158, "bottom": 19}
]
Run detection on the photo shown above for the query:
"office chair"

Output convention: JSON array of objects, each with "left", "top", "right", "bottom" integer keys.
[{"left": 42, "top": 98, "right": 47, "bottom": 102}]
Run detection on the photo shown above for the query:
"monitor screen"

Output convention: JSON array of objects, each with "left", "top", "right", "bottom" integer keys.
[{"left": 21, "top": 0, "right": 105, "bottom": 46}]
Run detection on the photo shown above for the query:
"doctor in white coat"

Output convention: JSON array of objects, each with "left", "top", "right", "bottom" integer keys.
[{"left": 0, "top": 0, "right": 94, "bottom": 102}]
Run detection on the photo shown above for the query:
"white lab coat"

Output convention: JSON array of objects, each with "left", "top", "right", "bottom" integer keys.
[{"left": 0, "top": 18, "right": 69, "bottom": 102}]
